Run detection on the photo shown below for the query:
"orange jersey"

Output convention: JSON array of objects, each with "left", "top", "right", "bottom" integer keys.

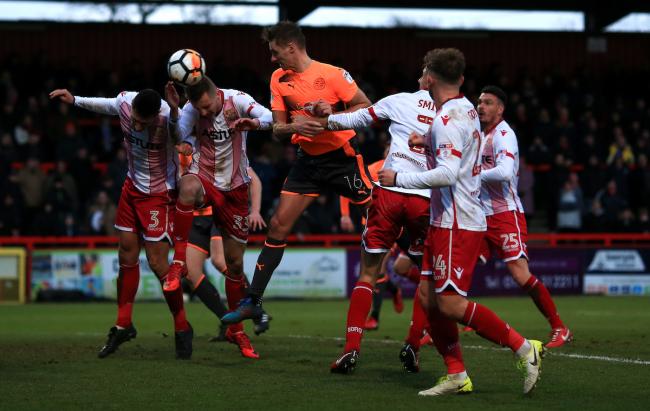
[{"left": 270, "top": 60, "right": 358, "bottom": 156}]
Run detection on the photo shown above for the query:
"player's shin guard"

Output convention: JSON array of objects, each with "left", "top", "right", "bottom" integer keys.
[
  {"left": 193, "top": 274, "right": 227, "bottom": 319},
  {"left": 462, "top": 301, "right": 525, "bottom": 352},
  {"left": 523, "top": 274, "right": 564, "bottom": 329},
  {"left": 427, "top": 307, "right": 466, "bottom": 374},
  {"left": 248, "top": 237, "right": 286, "bottom": 304},
  {"left": 405, "top": 293, "right": 427, "bottom": 348},
  {"left": 344, "top": 281, "right": 374, "bottom": 352},
  {"left": 116, "top": 263, "right": 140, "bottom": 328},
  {"left": 160, "top": 276, "right": 191, "bottom": 332},
  {"left": 171, "top": 202, "right": 194, "bottom": 262}
]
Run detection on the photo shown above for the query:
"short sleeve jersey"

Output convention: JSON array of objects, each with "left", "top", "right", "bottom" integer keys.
[{"left": 270, "top": 60, "right": 359, "bottom": 155}]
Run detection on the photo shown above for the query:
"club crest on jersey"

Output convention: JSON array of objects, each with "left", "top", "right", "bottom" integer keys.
[
  {"left": 313, "top": 77, "right": 326, "bottom": 90},
  {"left": 501, "top": 130, "right": 507, "bottom": 136},
  {"left": 441, "top": 115, "right": 450, "bottom": 125}
]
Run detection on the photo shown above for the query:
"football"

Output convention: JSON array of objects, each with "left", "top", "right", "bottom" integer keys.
[{"left": 167, "top": 49, "right": 206, "bottom": 86}]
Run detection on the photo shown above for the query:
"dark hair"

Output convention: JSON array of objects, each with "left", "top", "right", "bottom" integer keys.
[
  {"left": 132, "top": 89, "right": 161, "bottom": 118},
  {"left": 423, "top": 48, "right": 465, "bottom": 84},
  {"left": 262, "top": 20, "right": 306, "bottom": 48},
  {"left": 185, "top": 76, "right": 217, "bottom": 103},
  {"left": 481, "top": 85, "right": 508, "bottom": 107}
]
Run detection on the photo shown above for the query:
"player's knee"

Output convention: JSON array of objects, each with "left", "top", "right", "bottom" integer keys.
[
  {"left": 436, "top": 299, "right": 455, "bottom": 319},
  {"left": 268, "top": 215, "right": 290, "bottom": 238},
  {"left": 179, "top": 176, "right": 201, "bottom": 202},
  {"left": 148, "top": 256, "right": 168, "bottom": 277},
  {"left": 118, "top": 243, "right": 139, "bottom": 265},
  {"left": 210, "top": 257, "right": 227, "bottom": 273},
  {"left": 436, "top": 296, "right": 463, "bottom": 320},
  {"left": 393, "top": 259, "right": 410, "bottom": 276},
  {"left": 224, "top": 256, "right": 243, "bottom": 277},
  {"left": 507, "top": 259, "right": 530, "bottom": 286}
]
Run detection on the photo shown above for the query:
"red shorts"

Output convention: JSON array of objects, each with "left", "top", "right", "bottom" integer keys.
[
  {"left": 114, "top": 178, "right": 176, "bottom": 242},
  {"left": 421, "top": 226, "right": 484, "bottom": 296},
  {"left": 362, "top": 186, "right": 430, "bottom": 255},
  {"left": 479, "top": 211, "right": 528, "bottom": 263},
  {"left": 198, "top": 175, "right": 250, "bottom": 243}
]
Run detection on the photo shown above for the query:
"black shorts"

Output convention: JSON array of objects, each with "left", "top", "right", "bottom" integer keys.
[
  {"left": 188, "top": 215, "right": 222, "bottom": 254},
  {"left": 282, "top": 137, "right": 373, "bottom": 204}
]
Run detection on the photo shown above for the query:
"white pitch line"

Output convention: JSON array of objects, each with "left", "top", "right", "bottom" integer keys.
[
  {"left": 283, "top": 334, "right": 650, "bottom": 366},
  {"left": 73, "top": 331, "right": 650, "bottom": 366}
]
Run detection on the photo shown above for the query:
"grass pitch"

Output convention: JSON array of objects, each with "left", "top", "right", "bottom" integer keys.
[{"left": 1, "top": 296, "right": 649, "bottom": 410}]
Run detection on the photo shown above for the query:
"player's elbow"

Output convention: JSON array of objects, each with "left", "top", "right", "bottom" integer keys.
[
  {"left": 445, "top": 173, "right": 458, "bottom": 186},
  {"left": 441, "top": 166, "right": 458, "bottom": 186},
  {"left": 502, "top": 171, "right": 514, "bottom": 182}
]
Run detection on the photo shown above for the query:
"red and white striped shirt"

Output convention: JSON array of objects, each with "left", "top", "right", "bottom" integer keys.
[
  {"left": 480, "top": 120, "right": 523, "bottom": 216},
  {"left": 176, "top": 89, "right": 272, "bottom": 191},
  {"left": 396, "top": 95, "right": 486, "bottom": 231},
  {"left": 74, "top": 91, "right": 178, "bottom": 194}
]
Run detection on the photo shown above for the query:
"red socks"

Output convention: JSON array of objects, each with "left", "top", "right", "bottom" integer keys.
[
  {"left": 116, "top": 263, "right": 140, "bottom": 328},
  {"left": 160, "top": 276, "right": 190, "bottom": 332},
  {"left": 225, "top": 270, "right": 246, "bottom": 333},
  {"left": 427, "top": 307, "right": 466, "bottom": 375},
  {"left": 171, "top": 201, "right": 195, "bottom": 262},
  {"left": 405, "top": 293, "right": 427, "bottom": 348},
  {"left": 343, "top": 281, "right": 374, "bottom": 352},
  {"left": 463, "top": 301, "right": 525, "bottom": 352},
  {"left": 523, "top": 274, "right": 564, "bottom": 329},
  {"left": 404, "top": 266, "right": 421, "bottom": 284}
]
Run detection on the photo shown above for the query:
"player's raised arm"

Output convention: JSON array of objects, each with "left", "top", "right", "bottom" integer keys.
[
  {"left": 49, "top": 88, "right": 120, "bottom": 115},
  {"left": 165, "top": 82, "right": 197, "bottom": 148}
]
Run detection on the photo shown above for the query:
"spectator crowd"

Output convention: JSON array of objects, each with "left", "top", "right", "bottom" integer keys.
[{"left": 1, "top": 51, "right": 650, "bottom": 236}]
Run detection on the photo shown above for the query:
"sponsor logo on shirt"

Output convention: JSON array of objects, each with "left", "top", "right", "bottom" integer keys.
[
  {"left": 201, "top": 128, "right": 231, "bottom": 141},
  {"left": 391, "top": 151, "right": 427, "bottom": 169},
  {"left": 417, "top": 99, "right": 435, "bottom": 111},
  {"left": 313, "top": 77, "right": 326, "bottom": 90},
  {"left": 126, "top": 134, "right": 164, "bottom": 150},
  {"left": 441, "top": 115, "right": 450, "bottom": 125}
]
